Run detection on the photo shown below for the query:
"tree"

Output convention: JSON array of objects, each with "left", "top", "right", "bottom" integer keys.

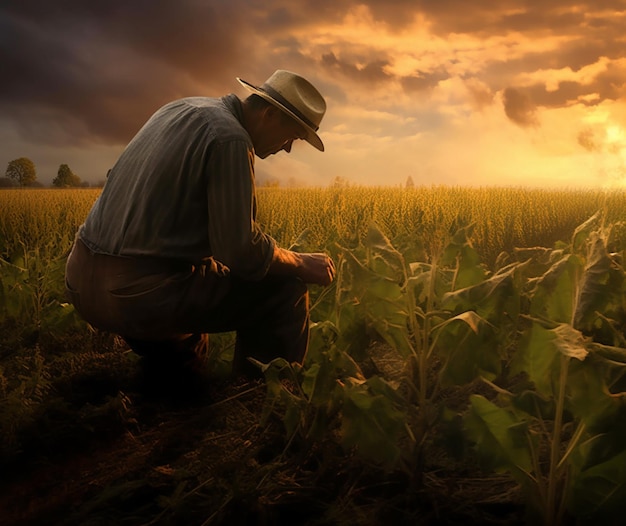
[
  {"left": 405, "top": 175, "right": 415, "bottom": 189},
  {"left": 0, "top": 177, "right": 18, "bottom": 188},
  {"left": 52, "top": 164, "right": 82, "bottom": 188},
  {"left": 331, "top": 175, "right": 350, "bottom": 188},
  {"left": 5, "top": 157, "right": 37, "bottom": 186}
]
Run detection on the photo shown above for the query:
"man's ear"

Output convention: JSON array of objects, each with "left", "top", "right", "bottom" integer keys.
[{"left": 263, "top": 104, "right": 284, "bottom": 123}]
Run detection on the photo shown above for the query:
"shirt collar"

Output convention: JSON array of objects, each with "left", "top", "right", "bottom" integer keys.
[{"left": 222, "top": 93, "right": 244, "bottom": 125}]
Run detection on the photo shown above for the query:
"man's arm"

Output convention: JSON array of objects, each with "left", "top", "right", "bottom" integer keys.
[{"left": 268, "top": 246, "right": 335, "bottom": 286}]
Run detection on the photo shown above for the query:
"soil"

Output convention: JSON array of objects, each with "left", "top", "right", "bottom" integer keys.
[{"left": 0, "top": 350, "right": 529, "bottom": 526}]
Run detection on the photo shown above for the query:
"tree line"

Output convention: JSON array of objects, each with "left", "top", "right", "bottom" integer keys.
[{"left": 1, "top": 157, "right": 93, "bottom": 188}]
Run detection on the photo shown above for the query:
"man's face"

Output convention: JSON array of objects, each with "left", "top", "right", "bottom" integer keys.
[{"left": 255, "top": 109, "right": 308, "bottom": 159}]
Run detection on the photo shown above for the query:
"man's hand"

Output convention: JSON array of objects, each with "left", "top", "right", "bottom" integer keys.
[
  {"left": 298, "top": 252, "right": 336, "bottom": 286},
  {"left": 269, "top": 247, "right": 336, "bottom": 286}
]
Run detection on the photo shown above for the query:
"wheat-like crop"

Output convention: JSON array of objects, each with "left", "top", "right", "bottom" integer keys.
[{"left": 2, "top": 186, "right": 626, "bottom": 266}]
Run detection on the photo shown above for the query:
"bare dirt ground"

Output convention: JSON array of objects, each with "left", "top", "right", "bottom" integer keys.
[{"left": 0, "top": 349, "right": 528, "bottom": 526}]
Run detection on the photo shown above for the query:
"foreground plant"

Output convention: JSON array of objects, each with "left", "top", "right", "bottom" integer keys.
[
  {"left": 465, "top": 213, "right": 626, "bottom": 525},
  {"left": 257, "top": 220, "right": 521, "bottom": 475}
]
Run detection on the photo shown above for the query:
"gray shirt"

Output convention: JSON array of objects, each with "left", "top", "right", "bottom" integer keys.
[{"left": 79, "top": 94, "right": 275, "bottom": 280}]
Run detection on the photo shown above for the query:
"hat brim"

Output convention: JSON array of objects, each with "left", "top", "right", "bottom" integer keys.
[{"left": 237, "top": 78, "right": 324, "bottom": 152}]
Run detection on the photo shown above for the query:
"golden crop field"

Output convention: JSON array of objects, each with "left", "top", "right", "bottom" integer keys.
[
  {"left": 2, "top": 185, "right": 625, "bottom": 265},
  {"left": 3, "top": 185, "right": 626, "bottom": 525}
]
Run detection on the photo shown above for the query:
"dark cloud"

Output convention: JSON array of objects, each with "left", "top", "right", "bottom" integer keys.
[
  {"left": 1, "top": 0, "right": 625, "bottom": 152},
  {"left": 321, "top": 52, "right": 392, "bottom": 84},
  {"left": 401, "top": 70, "right": 449, "bottom": 93},
  {"left": 0, "top": 0, "right": 254, "bottom": 145},
  {"left": 503, "top": 88, "right": 539, "bottom": 127},
  {"left": 412, "top": 0, "right": 626, "bottom": 35},
  {"left": 577, "top": 128, "right": 598, "bottom": 152}
]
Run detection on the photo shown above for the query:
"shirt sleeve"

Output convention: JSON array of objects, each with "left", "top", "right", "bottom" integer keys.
[{"left": 206, "top": 139, "right": 275, "bottom": 280}]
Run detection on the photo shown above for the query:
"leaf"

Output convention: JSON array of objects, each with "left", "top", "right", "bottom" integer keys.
[
  {"left": 588, "top": 342, "right": 626, "bottom": 364},
  {"left": 565, "top": 358, "right": 618, "bottom": 427},
  {"left": 529, "top": 254, "right": 581, "bottom": 324},
  {"left": 464, "top": 395, "right": 533, "bottom": 482},
  {"left": 511, "top": 322, "right": 560, "bottom": 398},
  {"left": 407, "top": 265, "right": 455, "bottom": 307},
  {"left": 552, "top": 323, "right": 589, "bottom": 361},
  {"left": 340, "top": 377, "right": 406, "bottom": 468},
  {"left": 441, "top": 221, "right": 487, "bottom": 289},
  {"left": 365, "top": 223, "right": 406, "bottom": 282},
  {"left": 289, "top": 227, "right": 313, "bottom": 252},
  {"left": 433, "top": 312, "right": 501, "bottom": 385},
  {"left": 571, "top": 212, "right": 601, "bottom": 255},
  {"left": 442, "top": 260, "right": 527, "bottom": 323},
  {"left": 574, "top": 230, "right": 624, "bottom": 331},
  {"left": 569, "top": 448, "right": 626, "bottom": 519}
]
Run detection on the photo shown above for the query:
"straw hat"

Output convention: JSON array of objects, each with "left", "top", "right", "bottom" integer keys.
[{"left": 237, "top": 70, "right": 326, "bottom": 151}]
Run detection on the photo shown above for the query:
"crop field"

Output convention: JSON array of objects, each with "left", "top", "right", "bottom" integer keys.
[{"left": 2, "top": 186, "right": 626, "bottom": 525}]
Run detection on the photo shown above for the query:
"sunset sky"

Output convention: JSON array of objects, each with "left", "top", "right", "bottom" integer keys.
[{"left": 1, "top": 0, "right": 626, "bottom": 188}]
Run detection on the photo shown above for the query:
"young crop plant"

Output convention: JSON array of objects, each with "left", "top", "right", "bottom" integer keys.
[
  {"left": 257, "top": 218, "right": 526, "bottom": 476},
  {"left": 465, "top": 212, "right": 626, "bottom": 525},
  {"left": 338, "top": 220, "right": 529, "bottom": 476}
]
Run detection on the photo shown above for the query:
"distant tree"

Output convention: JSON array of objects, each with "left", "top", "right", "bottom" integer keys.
[
  {"left": 331, "top": 176, "right": 350, "bottom": 188},
  {"left": 5, "top": 157, "right": 37, "bottom": 186},
  {"left": 0, "top": 177, "right": 18, "bottom": 188},
  {"left": 52, "top": 164, "right": 82, "bottom": 187},
  {"left": 405, "top": 175, "right": 415, "bottom": 189},
  {"left": 263, "top": 177, "right": 280, "bottom": 188}
]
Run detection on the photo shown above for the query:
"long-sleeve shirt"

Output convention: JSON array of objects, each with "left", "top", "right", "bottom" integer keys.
[{"left": 79, "top": 94, "right": 275, "bottom": 280}]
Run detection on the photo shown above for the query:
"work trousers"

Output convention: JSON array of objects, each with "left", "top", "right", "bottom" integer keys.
[{"left": 65, "top": 238, "right": 309, "bottom": 375}]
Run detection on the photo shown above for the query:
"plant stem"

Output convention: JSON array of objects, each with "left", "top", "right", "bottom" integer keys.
[{"left": 546, "top": 354, "right": 569, "bottom": 526}]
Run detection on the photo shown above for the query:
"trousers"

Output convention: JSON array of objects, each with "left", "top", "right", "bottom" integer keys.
[{"left": 65, "top": 237, "right": 309, "bottom": 374}]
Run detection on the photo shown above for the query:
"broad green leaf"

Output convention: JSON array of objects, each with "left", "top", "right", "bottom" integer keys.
[
  {"left": 511, "top": 389, "right": 556, "bottom": 420},
  {"left": 569, "top": 448, "right": 626, "bottom": 519},
  {"left": 369, "top": 316, "right": 414, "bottom": 358},
  {"left": 574, "top": 231, "right": 624, "bottom": 331},
  {"left": 302, "top": 363, "right": 321, "bottom": 400},
  {"left": 42, "top": 301, "right": 86, "bottom": 332},
  {"left": 441, "top": 260, "right": 527, "bottom": 323},
  {"left": 571, "top": 212, "right": 601, "bottom": 255},
  {"left": 529, "top": 254, "right": 582, "bottom": 324},
  {"left": 308, "top": 321, "right": 339, "bottom": 357},
  {"left": 433, "top": 312, "right": 501, "bottom": 385},
  {"left": 465, "top": 395, "right": 533, "bottom": 481},
  {"left": 512, "top": 323, "right": 560, "bottom": 398},
  {"left": 565, "top": 358, "right": 618, "bottom": 427},
  {"left": 364, "top": 289, "right": 413, "bottom": 357},
  {"left": 441, "top": 222, "right": 487, "bottom": 289},
  {"left": 340, "top": 377, "right": 406, "bottom": 468},
  {"left": 254, "top": 357, "right": 291, "bottom": 425},
  {"left": 407, "top": 263, "right": 455, "bottom": 309},
  {"left": 365, "top": 275, "right": 404, "bottom": 301},
  {"left": 334, "top": 301, "right": 370, "bottom": 359},
  {"left": 336, "top": 248, "right": 372, "bottom": 300}
]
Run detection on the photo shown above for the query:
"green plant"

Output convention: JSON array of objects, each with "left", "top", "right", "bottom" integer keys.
[
  {"left": 258, "top": 220, "right": 520, "bottom": 473},
  {"left": 465, "top": 213, "right": 626, "bottom": 525},
  {"left": 0, "top": 248, "right": 84, "bottom": 347}
]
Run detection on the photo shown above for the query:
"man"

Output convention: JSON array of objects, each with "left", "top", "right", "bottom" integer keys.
[{"left": 65, "top": 69, "right": 336, "bottom": 384}]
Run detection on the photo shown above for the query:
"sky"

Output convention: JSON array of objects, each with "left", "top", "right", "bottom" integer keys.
[{"left": 1, "top": 0, "right": 626, "bottom": 189}]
